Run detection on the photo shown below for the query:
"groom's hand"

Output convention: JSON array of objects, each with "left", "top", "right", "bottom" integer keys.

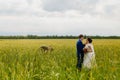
[{"left": 83, "top": 48, "right": 87, "bottom": 53}]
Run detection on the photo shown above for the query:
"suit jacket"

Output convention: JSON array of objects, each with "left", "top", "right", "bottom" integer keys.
[{"left": 76, "top": 39, "right": 84, "bottom": 56}]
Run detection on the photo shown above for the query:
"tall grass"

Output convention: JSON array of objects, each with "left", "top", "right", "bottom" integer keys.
[{"left": 0, "top": 39, "right": 120, "bottom": 80}]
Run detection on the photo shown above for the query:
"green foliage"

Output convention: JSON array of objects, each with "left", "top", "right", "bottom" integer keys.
[{"left": 0, "top": 35, "right": 120, "bottom": 39}]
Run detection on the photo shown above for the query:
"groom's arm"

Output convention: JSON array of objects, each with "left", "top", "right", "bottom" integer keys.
[
  {"left": 76, "top": 41, "right": 85, "bottom": 54},
  {"left": 83, "top": 44, "right": 85, "bottom": 47}
]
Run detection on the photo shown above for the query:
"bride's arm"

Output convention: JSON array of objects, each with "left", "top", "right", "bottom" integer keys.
[{"left": 87, "top": 46, "right": 93, "bottom": 52}]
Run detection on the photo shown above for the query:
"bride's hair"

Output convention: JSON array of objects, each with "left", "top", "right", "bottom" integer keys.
[{"left": 87, "top": 38, "right": 92, "bottom": 43}]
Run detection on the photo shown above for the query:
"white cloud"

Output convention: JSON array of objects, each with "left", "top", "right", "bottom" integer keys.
[{"left": 0, "top": 0, "right": 120, "bottom": 36}]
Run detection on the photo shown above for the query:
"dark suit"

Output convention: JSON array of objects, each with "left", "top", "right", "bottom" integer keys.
[{"left": 76, "top": 39, "right": 85, "bottom": 69}]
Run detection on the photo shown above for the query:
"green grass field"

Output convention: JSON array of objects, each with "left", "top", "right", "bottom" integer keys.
[{"left": 0, "top": 39, "right": 120, "bottom": 80}]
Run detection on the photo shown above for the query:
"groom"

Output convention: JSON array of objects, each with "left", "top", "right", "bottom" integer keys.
[{"left": 76, "top": 34, "right": 85, "bottom": 71}]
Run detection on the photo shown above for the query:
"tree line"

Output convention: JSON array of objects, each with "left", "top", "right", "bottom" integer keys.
[{"left": 0, "top": 35, "right": 120, "bottom": 39}]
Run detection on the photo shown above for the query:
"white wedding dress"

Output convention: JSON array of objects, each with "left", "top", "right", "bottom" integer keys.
[{"left": 83, "top": 43, "right": 96, "bottom": 69}]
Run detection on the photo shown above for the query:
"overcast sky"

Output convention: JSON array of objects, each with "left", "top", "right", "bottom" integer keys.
[{"left": 0, "top": 0, "right": 120, "bottom": 36}]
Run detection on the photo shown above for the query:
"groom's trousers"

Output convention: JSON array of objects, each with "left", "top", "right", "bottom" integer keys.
[{"left": 76, "top": 53, "right": 84, "bottom": 69}]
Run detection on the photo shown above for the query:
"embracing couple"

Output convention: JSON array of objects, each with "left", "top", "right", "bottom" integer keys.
[{"left": 76, "top": 34, "right": 96, "bottom": 71}]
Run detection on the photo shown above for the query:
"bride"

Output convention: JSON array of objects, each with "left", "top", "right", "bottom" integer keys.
[{"left": 83, "top": 38, "right": 96, "bottom": 69}]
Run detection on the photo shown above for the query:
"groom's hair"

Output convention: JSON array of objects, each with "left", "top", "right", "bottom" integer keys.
[
  {"left": 79, "top": 34, "right": 84, "bottom": 39},
  {"left": 87, "top": 38, "right": 92, "bottom": 43}
]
